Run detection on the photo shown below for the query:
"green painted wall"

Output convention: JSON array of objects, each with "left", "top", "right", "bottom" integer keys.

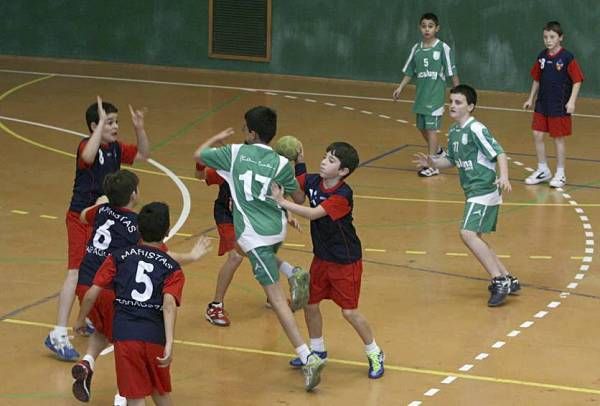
[{"left": 1, "top": 1, "right": 598, "bottom": 97}]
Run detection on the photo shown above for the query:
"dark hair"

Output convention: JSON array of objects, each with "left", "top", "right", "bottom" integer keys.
[
  {"left": 138, "top": 202, "right": 170, "bottom": 243},
  {"left": 244, "top": 106, "right": 277, "bottom": 144},
  {"left": 103, "top": 169, "right": 139, "bottom": 207},
  {"left": 544, "top": 21, "right": 562, "bottom": 36},
  {"left": 326, "top": 142, "right": 360, "bottom": 176},
  {"left": 420, "top": 12, "right": 439, "bottom": 26},
  {"left": 86, "top": 101, "right": 118, "bottom": 132},
  {"left": 450, "top": 84, "right": 478, "bottom": 106}
]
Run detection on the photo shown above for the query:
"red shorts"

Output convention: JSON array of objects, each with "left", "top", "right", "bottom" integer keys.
[
  {"left": 308, "top": 257, "right": 362, "bottom": 309},
  {"left": 75, "top": 284, "right": 115, "bottom": 340},
  {"left": 66, "top": 210, "right": 92, "bottom": 269},
  {"left": 217, "top": 223, "right": 236, "bottom": 256},
  {"left": 114, "top": 340, "right": 172, "bottom": 398},
  {"left": 532, "top": 112, "right": 572, "bottom": 137}
]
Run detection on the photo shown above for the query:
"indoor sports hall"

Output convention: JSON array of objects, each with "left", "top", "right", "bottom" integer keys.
[{"left": 1, "top": 2, "right": 600, "bottom": 405}]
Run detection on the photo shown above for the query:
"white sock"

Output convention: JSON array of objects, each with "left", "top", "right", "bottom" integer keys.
[
  {"left": 52, "top": 326, "right": 68, "bottom": 337},
  {"left": 296, "top": 344, "right": 311, "bottom": 364},
  {"left": 538, "top": 162, "right": 550, "bottom": 173},
  {"left": 365, "top": 340, "right": 380, "bottom": 355},
  {"left": 83, "top": 354, "right": 95, "bottom": 371},
  {"left": 280, "top": 261, "right": 295, "bottom": 279},
  {"left": 310, "top": 337, "right": 326, "bottom": 352},
  {"left": 555, "top": 167, "right": 565, "bottom": 178}
]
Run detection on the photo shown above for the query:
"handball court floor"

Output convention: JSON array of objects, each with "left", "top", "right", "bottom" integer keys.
[{"left": 1, "top": 56, "right": 600, "bottom": 406}]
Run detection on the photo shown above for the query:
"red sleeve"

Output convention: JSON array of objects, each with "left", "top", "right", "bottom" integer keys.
[
  {"left": 119, "top": 142, "right": 138, "bottom": 165},
  {"left": 93, "top": 255, "right": 117, "bottom": 288},
  {"left": 320, "top": 194, "right": 351, "bottom": 221},
  {"left": 296, "top": 173, "right": 306, "bottom": 191},
  {"left": 163, "top": 270, "right": 185, "bottom": 306},
  {"left": 530, "top": 60, "right": 541, "bottom": 81},
  {"left": 85, "top": 205, "right": 100, "bottom": 224},
  {"left": 204, "top": 168, "right": 225, "bottom": 186},
  {"left": 77, "top": 139, "right": 92, "bottom": 169},
  {"left": 568, "top": 59, "right": 584, "bottom": 83}
]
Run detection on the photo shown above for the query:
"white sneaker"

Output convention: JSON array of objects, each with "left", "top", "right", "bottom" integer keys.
[
  {"left": 524, "top": 169, "right": 552, "bottom": 185},
  {"left": 418, "top": 167, "right": 440, "bottom": 177},
  {"left": 114, "top": 393, "right": 127, "bottom": 406},
  {"left": 549, "top": 175, "right": 566, "bottom": 188}
]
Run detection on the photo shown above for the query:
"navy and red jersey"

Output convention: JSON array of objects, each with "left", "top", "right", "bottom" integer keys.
[
  {"left": 531, "top": 48, "right": 584, "bottom": 117},
  {"left": 78, "top": 204, "right": 139, "bottom": 287},
  {"left": 94, "top": 243, "right": 185, "bottom": 345},
  {"left": 69, "top": 139, "right": 137, "bottom": 213},
  {"left": 296, "top": 164, "right": 362, "bottom": 264},
  {"left": 204, "top": 167, "right": 233, "bottom": 225}
]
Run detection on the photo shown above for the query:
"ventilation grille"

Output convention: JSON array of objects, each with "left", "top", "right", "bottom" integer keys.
[{"left": 209, "top": 0, "right": 271, "bottom": 62}]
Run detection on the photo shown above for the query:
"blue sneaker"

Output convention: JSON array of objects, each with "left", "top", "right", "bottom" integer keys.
[
  {"left": 289, "top": 350, "right": 327, "bottom": 368},
  {"left": 45, "top": 333, "right": 80, "bottom": 361},
  {"left": 83, "top": 318, "right": 95, "bottom": 336},
  {"left": 367, "top": 350, "right": 385, "bottom": 379}
]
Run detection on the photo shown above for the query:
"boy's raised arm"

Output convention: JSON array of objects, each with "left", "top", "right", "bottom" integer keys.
[
  {"left": 129, "top": 104, "right": 150, "bottom": 161},
  {"left": 80, "top": 96, "right": 106, "bottom": 164},
  {"left": 193, "top": 128, "right": 235, "bottom": 166}
]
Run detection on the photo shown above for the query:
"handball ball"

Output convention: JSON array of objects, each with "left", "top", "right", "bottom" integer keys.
[{"left": 274, "top": 135, "right": 302, "bottom": 161}]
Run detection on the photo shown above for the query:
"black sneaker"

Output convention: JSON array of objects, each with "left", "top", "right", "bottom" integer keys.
[
  {"left": 72, "top": 360, "right": 93, "bottom": 402},
  {"left": 488, "top": 275, "right": 521, "bottom": 296},
  {"left": 508, "top": 275, "right": 521, "bottom": 295},
  {"left": 488, "top": 277, "right": 510, "bottom": 307}
]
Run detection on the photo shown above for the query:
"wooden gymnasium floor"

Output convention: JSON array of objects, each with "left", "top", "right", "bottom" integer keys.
[{"left": 1, "top": 56, "right": 600, "bottom": 406}]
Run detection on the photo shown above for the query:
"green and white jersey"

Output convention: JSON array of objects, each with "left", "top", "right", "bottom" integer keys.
[
  {"left": 200, "top": 143, "right": 298, "bottom": 252},
  {"left": 402, "top": 39, "right": 457, "bottom": 116},
  {"left": 446, "top": 117, "right": 504, "bottom": 203}
]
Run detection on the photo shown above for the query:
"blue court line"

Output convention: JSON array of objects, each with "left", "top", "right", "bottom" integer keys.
[
  {"left": 0, "top": 293, "right": 58, "bottom": 321},
  {"left": 359, "top": 144, "right": 410, "bottom": 167}
]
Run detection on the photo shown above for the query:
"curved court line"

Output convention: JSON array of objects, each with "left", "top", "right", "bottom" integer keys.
[
  {"left": 0, "top": 76, "right": 191, "bottom": 241},
  {"left": 2, "top": 68, "right": 599, "bottom": 119},
  {"left": 2, "top": 317, "right": 599, "bottom": 396}
]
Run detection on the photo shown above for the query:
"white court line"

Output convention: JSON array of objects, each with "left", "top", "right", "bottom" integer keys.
[
  {"left": 3, "top": 68, "right": 600, "bottom": 118},
  {"left": 0, "top": 115, "right": 190, "bottom": 241}
]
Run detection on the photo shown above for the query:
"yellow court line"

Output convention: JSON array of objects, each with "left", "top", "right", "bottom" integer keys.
[
  {"left": 406, "top": 250, "right": 427, "bottom": 255},
  {"left": 571, "top": 256, "right": 584, "bottom": 260},
  {"left": 445, "top": 252, "right": 468, "bottom": 257},
  {"left": 283, "top": 243, "right": 306, "bottom": 248},
  {"left": 529, "top": 256, "right": 552, "bottom": 260},
  {"left": 40, "top": 214, "right": 58, "bottom": 220},
  {"left": 497, "top": 255, "right": 512, "bottom": 258},
  {"left": 365, "top": 248, "right": 387, "bottom": 252},
  {"left": 10, "top": 210, "right": 28, "bottom": 215},
  {"left": 3, "top": 317, "right": 600, "bottom": 396}
]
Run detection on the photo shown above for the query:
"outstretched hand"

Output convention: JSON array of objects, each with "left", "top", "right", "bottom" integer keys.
[
  {"left": 213, "top": 128, "right": 235, "bottom": 143},
  {"left": 413, "top": 152, "right": 432, "bottom": 169},
  {"left": 495, "top": 176, "right": 512, "bottom": 193},
  {"left": 189, "top": 236, "right": 212, "bottom": 261},
  {"left": 129, "top": 104, "right": 147, "bottom": 129}
]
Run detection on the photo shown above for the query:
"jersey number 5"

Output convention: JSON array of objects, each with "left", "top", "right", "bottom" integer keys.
[{"left": 131, "top": 261, "right": 154, "bottom": 302}]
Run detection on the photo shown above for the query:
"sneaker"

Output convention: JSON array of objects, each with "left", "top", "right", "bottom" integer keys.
[
  {"left": 488, "top": 275, "right": 521, "bottom": 296},
  {"left": 290, "top": 350, "right": 328, "bottom": 368},
  {"left": 302, "top": 352, "right": 326, "bottom": 391},
  {"left": 205, "top": 303, "right": 230, "bottom": 327},
  {"left": 288, "top": 267, "right": 309, "bottom": 311},
  {"left": 71, "top": 360, "right": 93, "bottom": 402},
  {"left": 434, "top": 148, "right": 447, "bottom": 159},
  {"left": 45, "top": 333, "right": 80, "bottom": 361},
  {"left": 367, "top": 350, "right": 385, "bottom": 379},
  {"left": 549, "top": 175, "right": 566, "bottom": 188},
  {"left": 488, "top": 276, "right": 510, "bottom": 307},
  {"left": 418, "top": 167, "right": 440, "bottom": 177},
  {"left": 508, "top": 275, "right": 521, "bottom": 295},
  {"left": 81, "top": 318, "right": 95, "bottom": 337},
  {"left": 113, "top": 393, "right": 127, "bottom": 406},
  {"left": 525, "top": 169, "right": 552, "bottom": 185}
]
